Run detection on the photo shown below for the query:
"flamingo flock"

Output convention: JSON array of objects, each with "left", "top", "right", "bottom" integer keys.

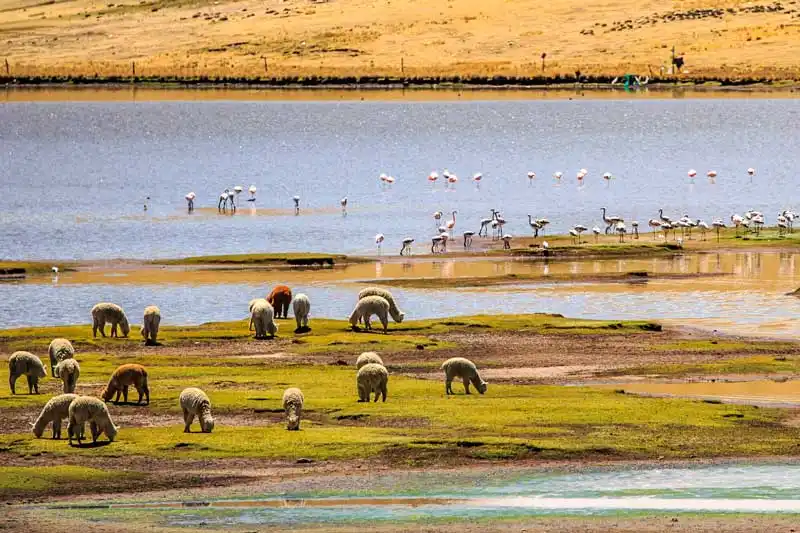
[{"left": 184, "top": 165, "right": 780, "bottom": 256}]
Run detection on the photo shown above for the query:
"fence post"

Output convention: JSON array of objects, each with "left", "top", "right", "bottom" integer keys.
[
  {"left": 131, "top": 61, "right": 136, "bottom": 78},
  {"left": 4, "top": 58, "right": 9, "bottom": 76}
]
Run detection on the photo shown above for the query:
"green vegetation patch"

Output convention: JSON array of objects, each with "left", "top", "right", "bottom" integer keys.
[{"left": 0, "top": 466, "right": 126, "bottom": 494}]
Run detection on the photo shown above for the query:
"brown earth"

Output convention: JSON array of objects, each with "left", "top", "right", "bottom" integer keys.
[{"left": 2, "top": 0, "right": 800, "bottom": 81}]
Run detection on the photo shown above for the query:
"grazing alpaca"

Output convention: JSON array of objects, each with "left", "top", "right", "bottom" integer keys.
[{"left": 267, "top": 285, "right": 293, "bottom": 319}]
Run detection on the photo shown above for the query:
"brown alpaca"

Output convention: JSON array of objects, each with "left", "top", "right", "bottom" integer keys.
[
  {"left": 101, "top": 364, "right": 150, "bottom": 405},
  {"left": 267, "top": 285, "right": 292, "bottom": 319}
]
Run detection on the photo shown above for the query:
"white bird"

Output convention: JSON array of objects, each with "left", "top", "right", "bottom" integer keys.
[
  {"left": 553, "top": 171, "right": 563, "bottom": 180},
  {"left": 340, "top": 197, "right": 348, "bottom": 214},
  {"left": 375, "top": 233, "right": 385, "bottom": 253},
  {"left": 615, "top": 221, "right": 627, "bottom": 242},
  {"left": 528, "top": 215, "right": 543, "bottom": 237},
  {"left": 631, "top": 220, "right": 639, "bottom": 239},
  {"left": 428, "top": 172, "right": 439, "bottom": 183},
  {"left": 218, "top": 188, "right": 230, "bottom": 211},
  {"left": 527, "top": 171, "right": 536, "bottom": 183},
  {"left": 379, "top": 173, "right": 388, "bottom": 183},
  {"left": 580, "top": 168, "right": 588, "bottom": 175},
  {"left": 542, "top": 241, "right": 549, "bottom": 250},
  {"left": 777, "top": 215, "right": 788, "bottom": 236},
  {"left": 592, "top": 226, "right": 601, "bottom": 242},
  {"left": 431, "top": 235, "right": 444, "bottom": 254},
  {"left": 573, "top": 225, "right": 588, "bottom": 244},
  {"left": 747, "top": 167, "right": 756, "bottom": 177},
  {"left": 185, "top": 192, "right": 196, "bottom": 212},
  {"left": 400, "top": 237, "right": 414, "bottom": 256},
  {"left": 51, "top": 266, "right": 59, "bottom": 274},
  {"left": 501, "top": 234, "right": 513, "bottom": 250},
  {"left": 601, "top": 207, "right": 623, "bottom": 234},
  {"left": 730, "top": 214, "right": 744, "bottom": 235},
  {"left": 569, "top": 229, "right": 579, "bottom": 244},
  {"left": 247, "top": 185, "right": 257, "bottom": 202},
  {"left": 463, "top": 231, "right": 475, "bottom": 249},
  {"left": 478, "top": 217, "right": 493, "bottom": 237},
  {"left": 697, "top": 220, "right": 710, "bottom": 241},
  {"left": 445, "top": 211, "right": 458, "bottom": 231},
  {"left": 712, "top": 219, "right": 726, "bottom": 242},
  {"left": 603, "top": 172, "right": 612, "bottom": 181},
  {"left": 385, "top": 176, "right": 395, "bottom": 184},
  {"left": 233, "top": 185, "right": 243, "bottom": 195},
  {"left": 688, "top": 169, "right": 697, "bottom": 178},
  {"left": 536, "top": 218, "right": 550, "bottom": 236},
  {"left": 658, "top": 209, "right": 672, "bottom": 224},
  {"left": 577, "top": 171, "right": 585, "bottom": 183},
  {"left": 293, "top": 195, "right": 300, "bottom": 214},
  {"left": 648, "top": 219, "right": 662, "bottom": 238}
]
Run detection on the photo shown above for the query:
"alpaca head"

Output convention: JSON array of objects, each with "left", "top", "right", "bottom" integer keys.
[{"left": 119, "top": 317, "right": 130, "bottom": 337}]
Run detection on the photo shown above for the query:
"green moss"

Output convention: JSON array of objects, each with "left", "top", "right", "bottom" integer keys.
[
  {"left": 611, "top": 355, "right": 800, "bottom": 377},
  {"left": 1, "top": 366, "right": 796, "bottom": 461},
  {"left": 0, "top": 466, "right": 127, "bottom": 493},
  {"left": 0, "top": 261, "right": 76, "bottom": 276}
]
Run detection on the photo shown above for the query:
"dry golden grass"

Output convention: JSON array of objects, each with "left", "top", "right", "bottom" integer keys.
[{"left": 2, "top": 0, "right": 800, "bottom": 81}]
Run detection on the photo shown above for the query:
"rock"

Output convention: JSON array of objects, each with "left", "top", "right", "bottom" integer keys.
[{"left": 296, "top": 458, "right": 314, "bottom": 464}]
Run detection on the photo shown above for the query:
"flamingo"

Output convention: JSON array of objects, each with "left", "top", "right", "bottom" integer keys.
[
  {"left": 573, "top": 225, "right": 588, "bottom": 244},
  {"left": 527, "top": 171, "right": 536, "bottom": 184},
  {"left": 473, "top": 173, "right": 482, "bottom": 187},
  {"left": 603, "top": 172, "right": 612, "bottom": 183},
  {"left": 580, "top": 168, "right": 588, "bottom": 176},
  {"left": 431, "top": 234, "right": 444, "bottom": 254},
  {"left": 747, "top": 167, "right": 755, "bottom": 178},
  {"left": 777, "top": 215, "right": 788, "bottom": 236},
  {"left": 648, "top": 219, "right": 661, "bottom": 238},
  {"left": 577, "top": 171, "right": 585, "bottom": 184},
  {"left": 227, "top": 189, "right": 237, "bottom": 212},
  {"left": 707, "top": 170, "right": 718, "bottom": 178},
  {"left": 445, "top": 211, "right": 457, "bottom": 231},
  {"left": 218, "top": 189, "right": 230, "bottom": 211},
  {"left": 463, "top": 231, "right": 475, "bottom": 249},
  {"left": 51, "top": 266, "right": 59, "bottom": 274},
  {"left": 569, "top": 229, "right": 579, "bottom": 244},
  {"left": 688, "top": 169, "right": 697, "bottom": 179},
  {"left": 447, "top": 174, "right": 458, "bottom": 186},
  {"left": 661, "top": 222, "right": 672, "bottom": 241},
  {"left": 494, "top": 214, "right": 506, "bottom": 240},
  {"left": 592, "top": 226, "right": 601, "bottom": 243},
  {"left": 783, "top": 210, "right": 796, "bottom": 233},
  {"left": 375, "top": 233, "right": 385, "bottom": 253},
  {"left": 536, "top": 218, "right": 550, "bottom": 236},
  {"left": 428, "top": 172, "right": 439, "bottom": 183},
  {"left": 752, "top": 213, "right": 765, "bottom": 236},
  {"left": 527, "top": 215, "right": 542, "bottom": 237},
  {"left": 658, "top": 209, "right": 672, "bottom": 225},
  {"left": 553, "top": 171, "right": 563, "bottom": 181},
  {"left": 711, "top": 219, "right": 726, "bottom": 242},
  {"left": 385, "top": 176, "right": 395, "bottom": 185},
  {"left": 340, "top": 197, "right": 348, "bottom": 214},
  {"left": 631, "top": 220, "right": 639, "bottom": 239},
  {"left": 400, "top": 238, "right": 414, "bottom": 256},
  {"left": 433, "top": 211, "right": 443, "bottom": 229},
  {"left": 185, "top": 192, "right": 196, "bottom": 212},
  {"left": 293, "top": 195, "right": 300, "bottom": 215},
  {"left": 478, "top": 216, "right": 492, "bottom": 237},
  {"left": 601, "top": 207, "right": 623, "bottom": 234},
  {"left": 730, "top": 214, "right": 744, "bottom": 235},
  {"left": 697, "top": 220, "right": 710, "bottom": 241},
  {"left": 440, "top": 232, "right": 450, "bottom": 251},
  {"left": 379, "top": 173, "right": 388, "bottom": 184},
  {"left": 616, "top": 221, "right": 627, "bottom": 242},
  {"left": 502, "top": 234, "right": 513, "bottom": 250},
  {"left": 247, "top": 185, "right": 257, "bottom": 202}
]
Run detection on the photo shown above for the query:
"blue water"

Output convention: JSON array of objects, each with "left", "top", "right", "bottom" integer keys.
[
  {"left": 2, "top": 98, "right": 800, "bottom": 260},
  {"left": 47, "top": 464, "right": 800, "bottom": 527}
]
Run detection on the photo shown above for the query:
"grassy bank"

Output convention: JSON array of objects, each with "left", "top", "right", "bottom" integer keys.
[
  {"left": 3, "top": 313, "right": 800, "bottom": 501},
  {"left": 0, "top": 261, "right": 74, "bottom": 277}
]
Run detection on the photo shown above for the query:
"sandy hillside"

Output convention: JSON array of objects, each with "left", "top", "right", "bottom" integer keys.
[{"left": 1, "top": 0, "right": 799, "bottom": 79}]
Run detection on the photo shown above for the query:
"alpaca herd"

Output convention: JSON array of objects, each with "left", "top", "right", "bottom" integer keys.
[{"left": 7, "top": 288, "right": 489, "bottom": 447}]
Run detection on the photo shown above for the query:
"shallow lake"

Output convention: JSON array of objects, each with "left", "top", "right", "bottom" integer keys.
[
  {"left": 2, "top": 252, "right": 800, "bottom": 338},
  {"left": 2, "top": 94, "right": 800, "bottom": 260},
  {"left": 43, "top": 464, "right": 800, "bottom": 528}
]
